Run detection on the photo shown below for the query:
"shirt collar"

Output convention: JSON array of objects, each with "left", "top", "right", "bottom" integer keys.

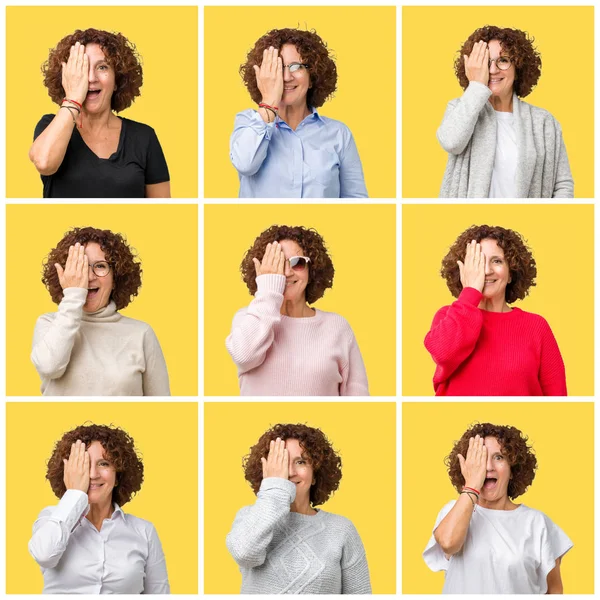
[
  {"left": 112, "top": 503, "right": 127, "bottom": 522},
  {"left": 277, "top": 106, "right": 324, "bottom": 129}
]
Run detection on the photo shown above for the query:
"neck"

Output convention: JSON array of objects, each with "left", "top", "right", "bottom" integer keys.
[
  {"left": 488, "top": 93, "right": 513, "bottom": 113},
  {"left": 290, "top": 497, "right": 316, "bottom": 516},
  {"left": 278, "top": 103, "right": 311, "bottom": 130},
  {"left": 86, "top": 499, "right": 114, "bottom": 530},
  {"left": 280, "top": 297, "right": 314, "bottom": 318},
  {"left": 81, "top": 109, "right": 116, "bottom": 133},
  {"left": 479, "top": 495, "right": 516, "bottom": 510},
  {"left": 478, "top": 296, "right": 511, "bottom": 313}
]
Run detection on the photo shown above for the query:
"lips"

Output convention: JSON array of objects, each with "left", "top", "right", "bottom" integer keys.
[
  {"left": 87, "top": 288, "right": 99, "bottom": 297},
  {"left": 483, "top": 478, "right": 497, "bottom": 489},
  {"left": 89, "top": 483, "right": 104, "bottom": 489},
  {"left": 86, "top": 90, "right": 101, "bottom": 101}
]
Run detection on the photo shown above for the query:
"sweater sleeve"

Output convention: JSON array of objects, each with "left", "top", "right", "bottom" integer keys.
[
  {"left": 142, "top": 325, "right": 171, "bottom": 396},
  {"left": 226, "top": 478, "right": 295, "bottom": 569},
  {"left": 341, "top": 521, "right": 372, "bottom": 594},
  {"left": 225, "top": 274, "right": 285, "bottom": 374},
  {"left": 230, "top": 110, "right": 276, "bottom": 177},
  {"left": 28, "top": 490, "right": 89, "bottom": 569},
  {"left": 552, "top": 124, "right": 574, "bottom": 198},
  {"left": 538, "top": 318, "right": 567, "bottom": 396},
  {"left": 31, "top": 288, "right": 87, "bottom": 380},
  {"left": 437, "top": 81, "right": 492, "bottom": 155},
  {"left": 424, "top": 287, "right": 484, "bottom": 389},
  {"left": 340, "top": 331, "right": 369, "bottom": 396}
]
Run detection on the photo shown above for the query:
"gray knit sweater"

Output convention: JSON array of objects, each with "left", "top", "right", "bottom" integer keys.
[
  {"left": 226, "top": 478, "right": 371, "bottom": 594},
  {"left": 437, "top": 81, "right": 574, "bottom": 198}
]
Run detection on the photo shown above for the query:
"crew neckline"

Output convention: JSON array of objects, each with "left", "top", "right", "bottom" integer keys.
[{"left": 280, "top": 308, "right": 321, "bottom": 322}]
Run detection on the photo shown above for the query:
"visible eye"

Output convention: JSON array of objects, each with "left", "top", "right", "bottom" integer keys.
[
  {"left": 296, "top": 460, "right": 306, "bottom": 465},
  {"left": 494, "top": 455, "right": 504, "bottom": 461},
  {"left": 493, "top": 258, "right": 503, "bottom": 264},
  {"left": 98, "top": 65, "right": 108, "bottom": 71},
  {"left": 497, "top": 57, "right": 511, "bottom": 66}
]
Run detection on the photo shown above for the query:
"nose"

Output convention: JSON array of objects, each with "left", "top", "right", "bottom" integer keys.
[
  {"left": 484, "top": 256, "right": 493, "bottom": 275},
  {"left": 89, "top": 461, "right": 97, "bottom": 478},
  {"left": 288, "top": 458, "right": 296, "bottom": 476},
  {"left": 283, "top": 67, "right": 294, "bottom": 82},
  {"left": 486, "top": 451, "right": 494, "bottom": 471},
  {"left": 88, "top": 59, "right": 97, "bottom": 83}
]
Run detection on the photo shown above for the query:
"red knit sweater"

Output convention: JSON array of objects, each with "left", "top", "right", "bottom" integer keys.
[{"left": 424, "top": 287, "right": 567, "bottom": 396}]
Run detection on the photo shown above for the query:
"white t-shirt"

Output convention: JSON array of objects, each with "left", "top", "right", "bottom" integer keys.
[
  {"left": 423, "top": 500, "right": 573, "bottom": 594},
  {"left": 489, "top": 110, "right": 517, "bottom": 198}
]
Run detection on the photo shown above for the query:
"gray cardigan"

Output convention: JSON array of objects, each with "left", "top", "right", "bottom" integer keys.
[{"left": 437, "top": 81, "right": 574, "bottom": 198}]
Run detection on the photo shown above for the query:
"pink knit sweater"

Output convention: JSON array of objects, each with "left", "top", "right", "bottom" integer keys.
[
  {"left": 226, "top": 274, "right": 369, "bottom": 396},
  {"left": 424, "top": 287, "right": 567, "bottom": 396}
]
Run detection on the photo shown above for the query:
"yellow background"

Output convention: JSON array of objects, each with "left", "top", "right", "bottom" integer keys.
[
  {"left": 6, "top": 204, "right": 198, "bottom": 396},
  {"left": 204, "top": 402, "right": 396, "bottom": 594},
  {"left": 402, "top": 402, "right": 594, "bottom": 594},
  {"left": 7, "top": 6, "right": 198, "bottom": 198},
  {"left": 204, "top": 6, "right": 396, "bottom": 198},
  {"left": 402, "top": 6, "right": 594, "bottom": 198},
  {"left": 6, "top": 402, "right": 198, "bottom": 594},
  {"left": 402, "top": 204, "right": 594, "bottom": 396},
  {"left": 204, "top": 204, "right": 396, "bottom": 396}
]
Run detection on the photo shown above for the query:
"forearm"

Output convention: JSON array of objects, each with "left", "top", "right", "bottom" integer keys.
[
  {"left": 31, "top": 288, "right": 86, "bottom": 379},
  {"left": 30, "top": 109, "right": 75, "bottom": 175},
  {"left": 437, "top": 82, "right": 491, "bottom": 155},
  {"left": 226, "top": 478, "right": 295, "bottom": 568},
  {"left": 433, "top": 493, "right": 475, "bottom": 555}
]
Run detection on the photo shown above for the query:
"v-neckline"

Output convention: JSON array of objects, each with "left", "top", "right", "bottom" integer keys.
[{"left": 77, "top": 117, "right": 125, "bottom": 161}]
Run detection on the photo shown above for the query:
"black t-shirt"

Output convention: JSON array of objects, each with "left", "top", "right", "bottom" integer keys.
[{"left": 33, "top": 115, "right": 170, "bottom": 198}]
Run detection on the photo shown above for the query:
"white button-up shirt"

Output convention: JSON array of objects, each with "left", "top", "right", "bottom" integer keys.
[{"left": 29, "top": 489, "right": 170, "bottom": 594}]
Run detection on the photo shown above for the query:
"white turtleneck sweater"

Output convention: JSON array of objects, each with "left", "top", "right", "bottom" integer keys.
[
  {"left": 226, "top": 274, "right": 369, "bottom": 396},
  {"left": 31, "top": 287, "right": 170, "bottom": 396}
]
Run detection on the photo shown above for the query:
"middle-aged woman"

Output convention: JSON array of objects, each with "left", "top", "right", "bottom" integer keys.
[
  {"left": 227, "top": 423, "right": 371, "bottom": 594},
  {"left": 226, "top": 225, "right": 368, "bottom": 396},
  {"left": 31, "top": 226, "right": 170, "bottom": 396},
  {"left": 437, "top": 25, "right": 573, "bottom": 198},
  {"left": 230, "top": 28, "right": 368, "bottom": 198},
  {"left": 29, "top": 423, "right": 170, "bottom": 593},
  {"left": 423, "top": 423, "right": 573, "bottom": 593},
  {"left": 424, "top": 224, "right": 566, "bottom": 396},
  {"left": 29, "top": 28, "right": 170, "bottom": 198}
]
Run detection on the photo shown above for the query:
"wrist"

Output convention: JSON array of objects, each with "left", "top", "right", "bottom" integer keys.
[{"left": 261, "top": 97, "right": 280, "bottom": 108}]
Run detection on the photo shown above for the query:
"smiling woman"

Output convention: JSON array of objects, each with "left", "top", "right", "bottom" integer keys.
[
  {"left": 29, "top": 28, "right": 170, "bottom": 198},
  {"left": 423, "top": 422, "right": 572, "bottom": 594},
  {"left": 424, "top": 224, "right": 566, "bottom": 396},
  {"left": 31, "top": 226, "right": 170, "bottom": 396},
  {"left": 29, "top": 423, "right": 169, "bottom": 593}
]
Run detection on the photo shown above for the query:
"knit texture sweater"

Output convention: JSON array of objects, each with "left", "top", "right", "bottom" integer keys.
[
  {"left": 226, "top": 478, "right": 371, "bottom": 594},
  {"left": 31, "top": 287, "right": 170, "bottom": 396},
  {"left": 424, "top": 287, "right": 567, "bottom": 396},
  {"left": 226, "top": 274, "right": 368, "bottom": 396},
  {"left": 437, "top": 81, "right": 574, "bottom": 198}
]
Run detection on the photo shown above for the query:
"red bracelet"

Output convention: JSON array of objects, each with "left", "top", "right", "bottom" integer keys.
[
  {"left": 62, "top": 98, "right": 83, "bottom": 110},
  {"left": 259, "top": 102, "right": 279, "bottom": 112},
  {"left": 463, "top": 486, "right": 481, "bottom": 495}
]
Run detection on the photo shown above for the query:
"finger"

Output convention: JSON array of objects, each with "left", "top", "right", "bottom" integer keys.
[
  {"left": 261, "top": 457, "right": 267, "bottom": 478},
  {"left": 84, "top": 450, "right": 90, "bottom": 473},
  {"left": 475, "top": 242, "right": 481, "bottom": 266},
  {"left": 262, "top": 242, "right": 272, "bottom": 267},
  {"left": 253, "top": 64, "right": 260, "bottom": 80},
  {"left": 282, "top": 448, "right": 288, "bottom": 476},
  {"left": 267, "top": 439, "right": 275, "bottom": 461},
  {"left": 277, "top": 56, "right": 282, "bottom": 79},
  {"left": 54, "top": 263, "right": 64, "bottom": 279},
  {"left": 261, "top": 47, "right": 268, "bottom": 70},
  {"left": 457, "top": 454, "right": 465, "bottom": 471},
  {"left": 457, "top": 261, "right": 464, "bottom": 279},
  {"left": 272, "top": 242, "right": 281, "bottom": 268},
  {"left": 466, "top": 436, "right": 474, "bottom": 460},
  {"left": 277, "top": 247, "right": 285, "bottom": 274},
  {"left": 253, "top": 257, "right": 261, "bottom": 277}
]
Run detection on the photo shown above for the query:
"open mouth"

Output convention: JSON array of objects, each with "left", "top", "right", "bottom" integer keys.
[
  {"left": 285, "top": 280, "right": 297, "bottom": 287},
  {"left": 89, "top": 483, "right": 104, "bottom": 490},
  {"left": 86, "top": 89, "right": 101, "bottom": 100},
  {"left": 483, "top": 477, "right": 498, "bottom": 490},
  {"left": 87, "top": 287, "right": 100, "bottom": 298},
  {"left": 484, "top": 280, "right": 497, "bottom": 285}
]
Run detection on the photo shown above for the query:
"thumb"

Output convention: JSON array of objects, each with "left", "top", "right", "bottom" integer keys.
[
  {"left": 261, "top": 457, "right": 267, "bottom": 477},
  {"left": 253, "top": 64, "right": 260, "bottom": 78},
  {"left": 457, "top": 453, "right": 465, "bottom": 471},
  {"left": 55, "top": 263, "right": 64, "bottom": 277},
  {"left": 63, "top": 458, "right": 67, "bottom": 467},
  {"left": 253, "top": 257, "right": 261, "bottom": 277}
]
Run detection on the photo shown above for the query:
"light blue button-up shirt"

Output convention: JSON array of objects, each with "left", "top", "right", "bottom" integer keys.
[{"left": 230, "top": 108, "right": 368, "bottom": 198}]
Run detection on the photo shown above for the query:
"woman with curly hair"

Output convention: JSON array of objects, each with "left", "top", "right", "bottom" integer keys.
[
  {"left": 424, "top": 224, "right": 566, "bottom": 396},
  {"left": 423, "top": 423, "right": 572, "bottom": 593},
  {"left": 29, "top": 424, "right": 169, "bottom": 593},
  {"left": 29, "top": 28, "right": 170, "bottom": 198},
  {"left": 437, "top": 25, "right": 573, "bottom": 198},
  {"left": 31, "top": 227, "right": 169, "bottom": 396},
  {"left": 230, "top": 28, "right": 367, "bottom": 198},
  {"left": 226, "top": 225, "right": 368, "bottom": 396},
  {"left": 227, "top": 423, "right": 371, "bottom": 594}
]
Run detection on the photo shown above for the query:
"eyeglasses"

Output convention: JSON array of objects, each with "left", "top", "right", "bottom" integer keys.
[
  {"left": 489, "top": 56, "right": 512, "bottom": 71},
  {"left": 89, "top": 261, "right": 111, "bottom": 277},
  {"left": 288, "top": 256, "right": 311, "bottom": 270},
  {"left": 283, "top": 62, "right": 309, "bottom": 74}
]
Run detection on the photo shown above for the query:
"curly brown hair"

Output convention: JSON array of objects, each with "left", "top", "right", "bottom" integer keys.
[
  {"left": 440, "top": 224, "right": 536, "bottom": 304},
  {"left": 42, "top": 28, "right": 143, "bottom": 112},
  {"left": 445, "top": 422, "right": 537, "bottom": 499},
  {"left": 46, "top": 423, "right": 144, "bottom": 506},
  {"left": 42, "top": 226, "right": 142, "bottom": 310},
  {"left": 240, "top": 28, "right": 337, "bottom": 108},
  {"left": 455, "top": 26, "right": 542, "bottom": 98},
  {"left": 243, "top": 423, "right": 342, "bottom": 507},
  {"left": 240, "top": 225, "right": 334, "bottom": 304}
]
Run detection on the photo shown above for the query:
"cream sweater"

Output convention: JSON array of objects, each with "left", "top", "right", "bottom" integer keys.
[
  {"left": 226, "top": 478, "right": 371, "bottom": 594},
  {"left": 31, "top": 288, "right": 170, "bottom": 396},
  {"left": 226, "top": 275, "right": 369, "bottom": 396}
]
